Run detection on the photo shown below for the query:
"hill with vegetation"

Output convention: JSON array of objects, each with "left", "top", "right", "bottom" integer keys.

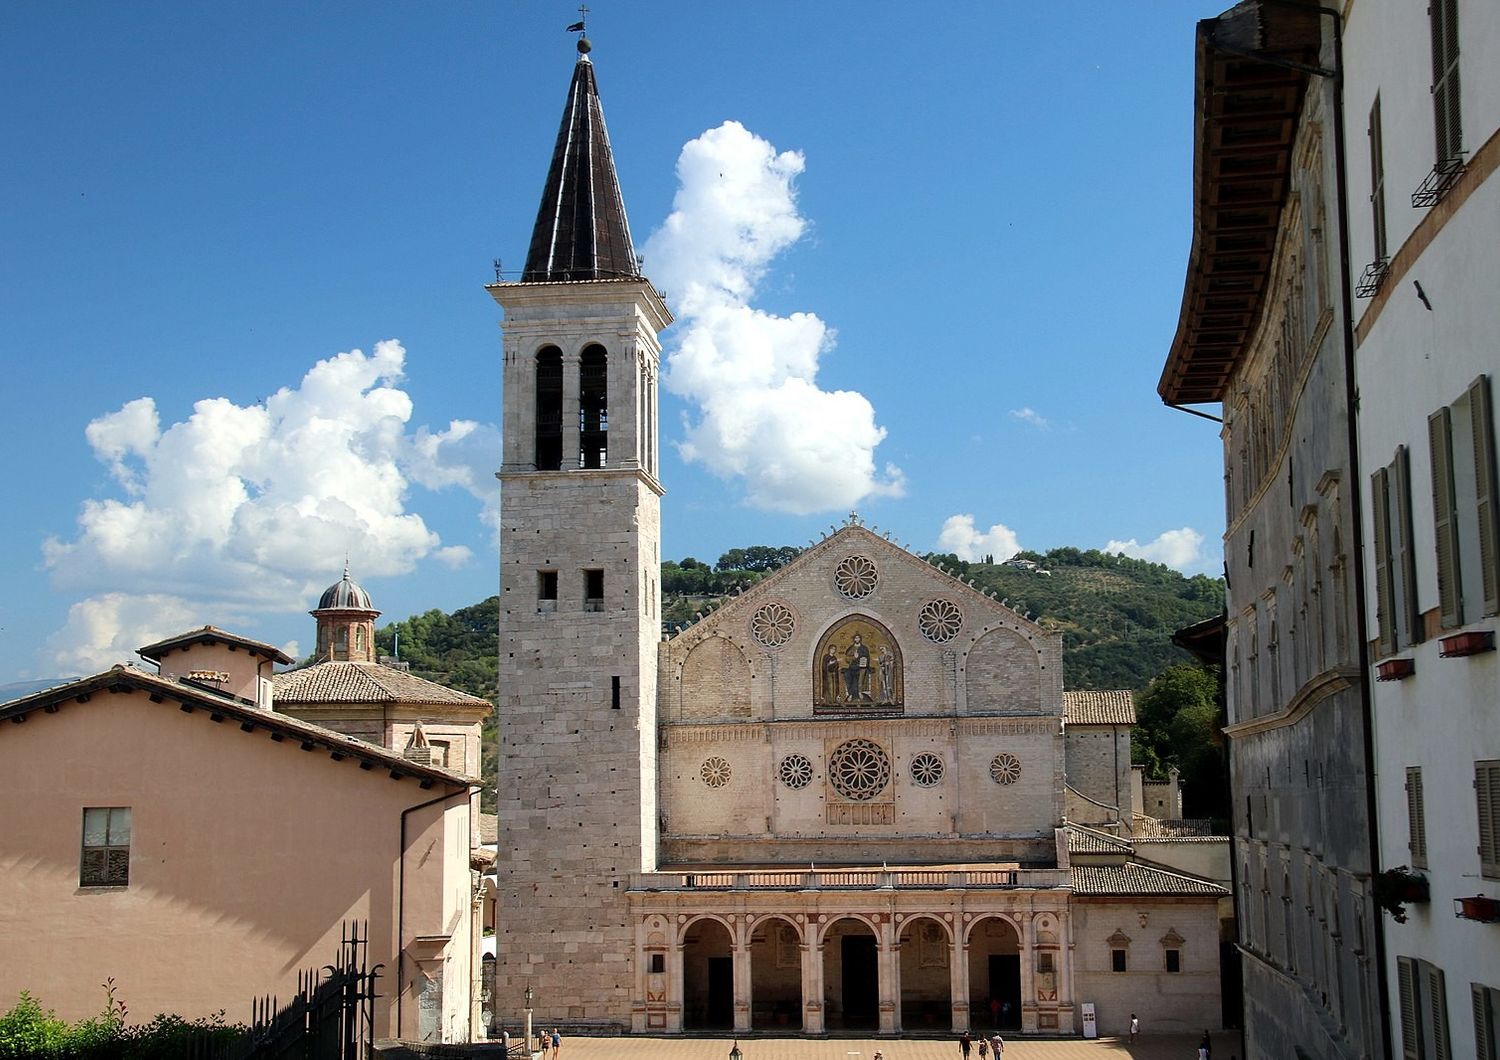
[{"left": 369, "top": 545, "right": 1225, "bottom": 809}]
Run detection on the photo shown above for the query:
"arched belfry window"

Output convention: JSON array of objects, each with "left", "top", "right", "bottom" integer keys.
[
  {"left": 579, "top": 344, "right": 608, "bottom": 469},
  {"left": 535, "top": 346, "right": 563, "bottom": 470}
]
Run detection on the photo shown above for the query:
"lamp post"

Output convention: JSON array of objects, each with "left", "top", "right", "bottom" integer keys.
[
  {"left": 524, "top": 985, "right": 534, "bottom": 1056},
  {"left": 729, "top": 1041, "right": 742, "bottom": 1060}
]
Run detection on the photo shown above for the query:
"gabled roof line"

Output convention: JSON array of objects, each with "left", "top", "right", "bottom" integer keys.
[{"left": 0, "top": 666, "right": 476, "bottom": 789}]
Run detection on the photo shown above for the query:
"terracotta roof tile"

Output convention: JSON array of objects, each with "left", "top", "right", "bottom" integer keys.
[
  {"left": 1071, "top": 864, "right": 1228, "bottom": 897},
  {"left": 273, "top": 662, "right": 491, "bottom": 709},
  {"left": 1065, "top": 823, "right": 1135, "bottom": 855},
  {"left": 1063, "top": 690, "right": 1136, "bottom": 725}
]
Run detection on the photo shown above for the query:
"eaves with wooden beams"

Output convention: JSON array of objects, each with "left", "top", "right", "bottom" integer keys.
[
  {"left": 1159, "top": 0, "right": 1324, "bottom": 406},
  {"left": 0, "top": 666, "right": 478, "bottom": 790}
]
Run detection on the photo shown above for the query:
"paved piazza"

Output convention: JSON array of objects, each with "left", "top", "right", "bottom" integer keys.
[{"left": 547, "top": 1032, "right": 1241, "bottom": 1060}]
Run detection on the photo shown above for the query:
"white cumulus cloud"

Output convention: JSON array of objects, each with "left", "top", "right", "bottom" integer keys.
[
  {"left": 938, "top": 514, "right": 1022, "bottom": 563},
  {"left": 1009, "top": 407, "right": 1049, "bottom": 430},
  {"left": 43, "top": 340, "right": 494, "bottom": 671},
  {"left": 644, "top": 121, "right": 904, "bottom": 514},
  {"left": 1105, "top": 527, "right": 1207, "bottom": 572}
]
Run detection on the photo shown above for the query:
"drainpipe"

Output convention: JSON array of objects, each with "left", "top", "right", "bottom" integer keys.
[{"left": 396, "top": 783, "right": 476, "bottom": 1039}]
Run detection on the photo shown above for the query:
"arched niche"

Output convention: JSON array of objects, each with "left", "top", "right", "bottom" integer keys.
[
  {"left": 680, "top": 636, "right": 752, "bottom": 719},
  {"left": 813, "top": 614, "right": 903, "bottom": 715},
  {"left": 964, "top": 626, "right": 1040, "bottom": 713}
]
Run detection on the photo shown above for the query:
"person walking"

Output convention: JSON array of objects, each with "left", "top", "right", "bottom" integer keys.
[
  {"left": 990, "top": 1032, "right": 1004, "bottom": 1057},
  {"left": 1129, "top": 1012, "right": 1139, "bottom": 1042},
  {"left": 959, "top": 1030, "right": 972, "bottom": 1059},
  {"left": 1197, "top": 1030, "right": 1212, "bottom": 1059},
  {"left": 978, "top": 1038, "right": 988, "bottom": 1060},
  {"left": 550, "top": 1027, "right": 561, "bottom": 1060}
]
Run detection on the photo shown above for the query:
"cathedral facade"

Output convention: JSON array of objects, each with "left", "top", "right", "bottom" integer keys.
[{"left": 490, "top": 38, "right": 1227, "bottom": 1039}]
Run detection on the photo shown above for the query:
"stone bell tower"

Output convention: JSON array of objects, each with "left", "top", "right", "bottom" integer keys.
[{"left": 486, "top": 35, "right": 671, "bottom": 1022}]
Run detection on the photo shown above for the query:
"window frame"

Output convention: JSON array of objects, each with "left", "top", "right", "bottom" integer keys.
[{"left": 80, "top": 806, "right": 132, "bottom": 889}]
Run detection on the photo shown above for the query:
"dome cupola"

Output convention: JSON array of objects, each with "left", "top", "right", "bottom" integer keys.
[{"left": 310, "top": 564, "right": 381, "bottom": 663}]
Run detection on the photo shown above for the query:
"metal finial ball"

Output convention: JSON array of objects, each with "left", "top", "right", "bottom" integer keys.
[{"left": 577, "top": 37, "right": 592, "bottom": 54}]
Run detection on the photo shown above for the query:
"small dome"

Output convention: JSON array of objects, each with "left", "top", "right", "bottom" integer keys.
[{"left": 317, "top": 566, "right": 375, "bottom": 612}]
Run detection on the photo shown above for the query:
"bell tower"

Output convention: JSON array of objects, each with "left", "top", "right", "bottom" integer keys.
[{"left": 487, "top": 35, "right": 671, "bottom": 1022}]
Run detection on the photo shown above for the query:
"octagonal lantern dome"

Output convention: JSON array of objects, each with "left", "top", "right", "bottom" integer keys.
[{"left": 315, "top": 565, "right": 377, "bottom": 614}]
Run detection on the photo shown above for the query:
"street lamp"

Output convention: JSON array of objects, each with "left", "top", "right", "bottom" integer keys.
[
  {"left": 523, "top": 985, "right": 534, "bottom": 1055},
  {"left": 729, "top": 1041, "right": 742, "bottom": 1060}
]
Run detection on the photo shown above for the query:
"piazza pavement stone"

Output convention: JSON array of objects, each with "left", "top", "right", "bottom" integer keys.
[{"left": 523, "top": 1032, "right": 1241, "bottom": 1060}]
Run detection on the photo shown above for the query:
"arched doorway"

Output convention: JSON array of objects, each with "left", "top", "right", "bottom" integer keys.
[
  {"left": 682, "top": 917, "right": 735, "bottom": 1030},
  {"left": 898, "top": 916, "right": 952, "bottom": 1031},
  {"left": 822, "top": 917, "right": 880, "bottom": 1030},
  {"left": 748, "top": 916, "right": 804, "bottom": 1030},
  {"left": 967, "top": 916, "right": 1021, "bottom": 1032}
]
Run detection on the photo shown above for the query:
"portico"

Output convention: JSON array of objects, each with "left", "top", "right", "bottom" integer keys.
[{"left": 629, "top": 867, "right": 1076, "bottom": 1037}]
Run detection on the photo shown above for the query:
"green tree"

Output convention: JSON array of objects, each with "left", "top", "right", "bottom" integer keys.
[{"left": 1132, "top": 663, "right": 1227, "bottom": 822}]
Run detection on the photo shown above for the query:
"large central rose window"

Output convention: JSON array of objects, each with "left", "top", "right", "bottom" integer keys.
[{"left": 829, "top": 739, "right": 891, "bottom": 801}]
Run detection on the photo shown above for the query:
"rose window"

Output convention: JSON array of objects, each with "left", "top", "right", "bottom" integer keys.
[
  {"left": 829, "top": 739, "right": 891, "bottom": 801},
  {"left": 778, "top": 753, "right": 813, "bottom": 790},
  {"left": 910, "top": 752, "right": 945, "bottom": 787},
  {"left": 751, "top": 603, "right": 796, "bottom": 648},
  {"left": 918, "top": 599, "right": 963, "bottom": 643},
  {"left": 700, "top": 756, "right": 732, "bottom": 788},
  {"left": 989, "top": 753, "right": 1022, "bottom": 785},
  {"left": 834, "top": 555, "right": 879, "bottom": 600}
]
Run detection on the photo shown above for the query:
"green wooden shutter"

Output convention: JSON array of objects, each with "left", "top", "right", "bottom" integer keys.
[
  {"left": 1430, "top": 0, "right": 1462, "bottom": 162},
  {"left": 1479, "top": 762, "right": 1500, "bottom": 879},
  {"left": 1374, "top": 466, "right": 1396, "bottom": 654},
  {"left": 1396, "top": 446, "right": 1424, "bottom": 644},
  {"left": 1407, "top": 767, "right": 1428, "bottom": 868},
  {"left": 1473, "top": 984, "right": 1493, "bottom": 1060},
  {"left": 1432, "top": 407, "right": 1462, "bottom": 627},
  {"left": 1429, "top": 963, "right": 1451, "bottom": 1059},
  {"left": 1468, "top": 377, "right": 1500, "bottom": 614},
  {"left": 1400, "top": 956, "right": 1422, "bottom": 1060}
]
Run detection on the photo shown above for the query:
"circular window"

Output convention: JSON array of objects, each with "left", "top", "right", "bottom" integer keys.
[
  {"left": 701, "top": 756, "right": 732, "bottom": 788},
  {"left": 918, "top": 599, "right": 963, "bottom": 643},
  {"left": 751, "top": 602, "right": 796, "bottom": 648},
  {"left": 990, "top": 753, "right": 1022, "bottom": 785},
  {"left": 778, "top": 753, "right": 813, "bottom": 789},
  {"left": 910, "top": 752, "right": 945, "bottom": 787},
  {"left": 834, "top": 555, "right": 879, "bottom": 599},
  {"left": 829, "top": 739, "right": 891, "bottom": 801}
]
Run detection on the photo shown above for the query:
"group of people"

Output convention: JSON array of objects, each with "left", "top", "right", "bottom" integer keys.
[
  {"left": 820, "top": 634, "right": 897, "bottom": 704},
  {"left": 957, "top": 1031, "right": 1005, "bottom": 1058},
  {"left": 498, "top": 1026, "right": 560, "bottom": 1058}
]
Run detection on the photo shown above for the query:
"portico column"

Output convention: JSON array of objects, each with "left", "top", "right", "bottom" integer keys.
[
  {"left": 732, "top": 926, "right": 752, "bottom": 1033},
  {"left": 878, "top": 923, "right": 898, "bottom": 1035},
  {"left": 1019, "top": 915, "right": 1037, "bottom": 1035},
  {"left": 802, "top": 932, "right": 825, "bottom": 1035},
  {"left": 949, "top": 929, "right": 970, "bottom": 1033},
  {"left": 1058, "top": 908, "right": 1076, "bottom": 1034},
  {"left": 666, "top": 931, "right": 685, "bottom": 1033}
]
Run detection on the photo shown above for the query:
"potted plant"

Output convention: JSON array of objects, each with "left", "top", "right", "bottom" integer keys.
[{"left": 1374, "top": 866, "right": 1430, "bottom": 923}]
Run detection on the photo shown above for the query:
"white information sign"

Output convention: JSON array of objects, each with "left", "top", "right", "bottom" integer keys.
[{"left": 1081, "top": 1002, "right": 1098, "bottom": 1039}]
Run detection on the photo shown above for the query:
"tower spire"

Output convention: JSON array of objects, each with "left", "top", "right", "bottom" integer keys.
[{"left": 521, "top": 39, "right": 639, "bottom": 283}]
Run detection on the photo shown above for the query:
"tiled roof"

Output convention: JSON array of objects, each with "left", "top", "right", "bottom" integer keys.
[
  {"left": 1071, "top": 864, "right": 1228, "bottom": 897},
  {"left": 0, "top": 666, "right": 477, "bottom": 787},
  {"left": 273, "top": 662, "right": 491, "bottom": 709},
  {"left": 138, "top": 626, "right": 292, "bottom": 665},
  {"left": 1065, "top": 823, "right": 1135, "bottom": 855},
  {"left": 478, "top": 812, "right": 498, "bottom": 846},
  {"left": 1133, "top": 817, "right": 1222, "bottom": 839},
  {"left": 1063, "top": 690, "right": 1136, "bottom": 725}
]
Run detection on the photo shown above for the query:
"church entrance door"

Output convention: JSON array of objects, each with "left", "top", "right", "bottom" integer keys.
[
  {"left": 682, "top": 917, "right": 734, "bottom": 1030},
  {"left": 841, "top": 936, "right": 878, "bottom": 1028},
  {"left": 987, "top": 955, "right": 1021, "bottom": 1029},
  {"left": 707, "top": 957, "right": 733, "bottom": 1028}
]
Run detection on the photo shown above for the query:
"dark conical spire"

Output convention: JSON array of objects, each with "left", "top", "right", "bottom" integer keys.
[{"left": 522, "top": 45, "right": 639, "bottom": 283}]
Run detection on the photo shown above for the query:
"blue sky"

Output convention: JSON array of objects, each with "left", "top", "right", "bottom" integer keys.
[{"left": 1, "top": 2, "right": 1229, "bottom": 682}]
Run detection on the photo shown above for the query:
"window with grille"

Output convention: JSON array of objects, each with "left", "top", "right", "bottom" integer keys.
[
  {"left": 1429, "top": 377, "right": 1500, "bottom": 629},
  {"left": 1478, "top": 761, "right": 1500, "bottom": 879},
  {"left": 81, "top": 807, "right": 131, "bottom": 888},
  {"left": 1429, "top": 0, "right": 1462, "bottom": 165},
  {"left": 1407, "top": 767, "right": 1428, "bottom": 869}
]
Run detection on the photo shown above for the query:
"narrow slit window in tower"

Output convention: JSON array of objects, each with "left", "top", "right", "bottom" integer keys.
[
  {"left": 579, "top": 344, "right": 608, "bottom": 469},
  {"left": 584, "top": 568, "right": 605, "bottom": 612},
  {"left": 535, "top": 346, "right": 563, "bottom": 470},
  {"left": 538, "top": 570, "right": 558, "bottom": 613}
]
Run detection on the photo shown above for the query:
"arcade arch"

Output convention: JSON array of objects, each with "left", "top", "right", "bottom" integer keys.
[
  {"left": 748, "top": 916, "right": 803, "bottom": 1029},
  {"left": 820, "top": 917, "right": 880, "bottom": 1030},
  {"left": 898, "top": 916, "right": 953, "bottom": 1030},
  {"left": 967, "top": 915, "right": 1022, "bottom": 1030},
  {"left": 681, "top": 916, "right": 734, "bottom": 1030}
]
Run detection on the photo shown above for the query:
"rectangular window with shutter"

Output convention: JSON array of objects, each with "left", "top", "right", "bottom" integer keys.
[
  {"left": 1474, "top": 983, "right": 1499, "bottom": 1060},
  {"left": 1429, "top": 378, "right": 1500, "bottom": 629},
  {"left": 1429, "top": 0, "right": 1462, "bottom": 165},
  {"left": 1478, "top": 761, "right": 1500, "bottom": 879},
  {"left": 1426, "top": 963, "right": 1450, "bottom": 1060},
  {"left": 1408, "top": 767, "right": 1428, "bottom": 868},
  {"left": 1369, "top": 95, "right": 1387, "bottom": 261},
  {"left": 1400, "top": 956, "right": 1424, "bottom": 1060},
  {"left": 80, "top": 807, "right": 131, "bottom": 888},
  {"left": 1375, "top": 448, "right": 1423, "bottom": 652}
]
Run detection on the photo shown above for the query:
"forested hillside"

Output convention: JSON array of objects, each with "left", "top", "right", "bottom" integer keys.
[{"left": 368, "top": 544, "right": 1225, "bottom": 808}]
